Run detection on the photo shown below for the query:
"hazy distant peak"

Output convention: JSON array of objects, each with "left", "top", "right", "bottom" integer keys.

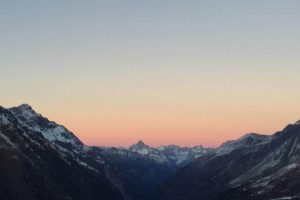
[
  {"left": 129, "top": 140, "right": 150, "bottom": 151},
  {"left": 136, "top": 140, "right": 146, "bottom": 145},
  {"left": 131, "top": 140, "right": 147, "bottom": 146}
]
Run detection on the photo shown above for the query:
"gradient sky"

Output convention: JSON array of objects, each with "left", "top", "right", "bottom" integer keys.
[{"left": 1, "top": 0, "right": 300, "bottom": 147}]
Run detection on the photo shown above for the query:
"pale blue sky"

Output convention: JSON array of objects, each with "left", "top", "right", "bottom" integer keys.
[{"left": 1, "top": 0, "right": 300, "bottom": 146}]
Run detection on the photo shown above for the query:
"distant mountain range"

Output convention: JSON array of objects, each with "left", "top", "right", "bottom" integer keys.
[{"left": 0, "top": 104, "right": 300, "bottom": 200}]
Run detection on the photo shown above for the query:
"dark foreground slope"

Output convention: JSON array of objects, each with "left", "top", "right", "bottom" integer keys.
[
  {"left": 0, "top": 105, "right": 126, "bottom": 200},
  {"left": 160, "top": 121, "right": 300, "bottom": 200}
]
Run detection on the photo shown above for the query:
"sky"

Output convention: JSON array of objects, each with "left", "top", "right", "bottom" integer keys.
[{"left": 1, "top": 0, "right": 300, "bottom": 147}]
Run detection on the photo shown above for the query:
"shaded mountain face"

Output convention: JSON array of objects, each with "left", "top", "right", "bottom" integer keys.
[
  {"left": 0, "top": 105, "right": 126, "bottom": 200},
  {"left": 94, "top": 141, "right": 211, "bottom": 200},
  {"left": 160, "top": 122, "right": 300, "bottom": 200},
  {"left": 0, "top": 104, "right": 211, "bottom": 200},
  {"left": 92, "top": 146, "right": 173, "bottom": 200}
]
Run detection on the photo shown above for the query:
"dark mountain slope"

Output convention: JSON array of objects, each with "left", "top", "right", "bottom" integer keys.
[
  {"left": 0, "top": 105, "right": 126, "bottom": 200},
  {"left": 93, "top": 146, "right": 173, "bottom": 200},
  {"left": 215, "top": 122, "right": 300, "bottom": 200},
  {"left": 160, "top": 122, "right": 300, "bottom": 200}
]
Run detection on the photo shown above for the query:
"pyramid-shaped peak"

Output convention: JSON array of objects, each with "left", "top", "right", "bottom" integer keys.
[
  {"left": 130, "top": 140, "right": 148, "bottom": 148},
  {"left": 136, "top": 140, "right": 146, "bottom": 145},
  {"left": 129, "top": 140, "right": 152, "bottom": 153}
]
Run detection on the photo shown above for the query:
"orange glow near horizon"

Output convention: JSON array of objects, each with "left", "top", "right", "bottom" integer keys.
[
  {"left": 41, "top": 114, "right": 297, "bottom": 148},
  {"left": 26, "top": 102, "right": 299, "bottom": 148},
  {"left": 3, "top": 73, "right": 300, "bottom": 148}
]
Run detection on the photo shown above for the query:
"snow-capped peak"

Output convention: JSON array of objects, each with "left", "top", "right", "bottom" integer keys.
[
  {"left": 129, "top": 140, "right": 152, "bottom": 155},
  {"left": 10, "top": 103, "right": 41, "bottom": 120},
  {"left": 8, "top": 104, "right": 82, "bottom": 147},
  {"left": 130, "top": 140, "right": 148, "bottom": 148}
]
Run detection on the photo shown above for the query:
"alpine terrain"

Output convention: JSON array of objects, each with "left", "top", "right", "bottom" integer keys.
[{"left": 1, "top": 104, "right": 300, "bottom": 200}]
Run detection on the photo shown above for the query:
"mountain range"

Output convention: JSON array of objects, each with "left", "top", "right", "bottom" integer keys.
[{"left": 0, "top": 104, "right": 300, "bottom": 200}]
